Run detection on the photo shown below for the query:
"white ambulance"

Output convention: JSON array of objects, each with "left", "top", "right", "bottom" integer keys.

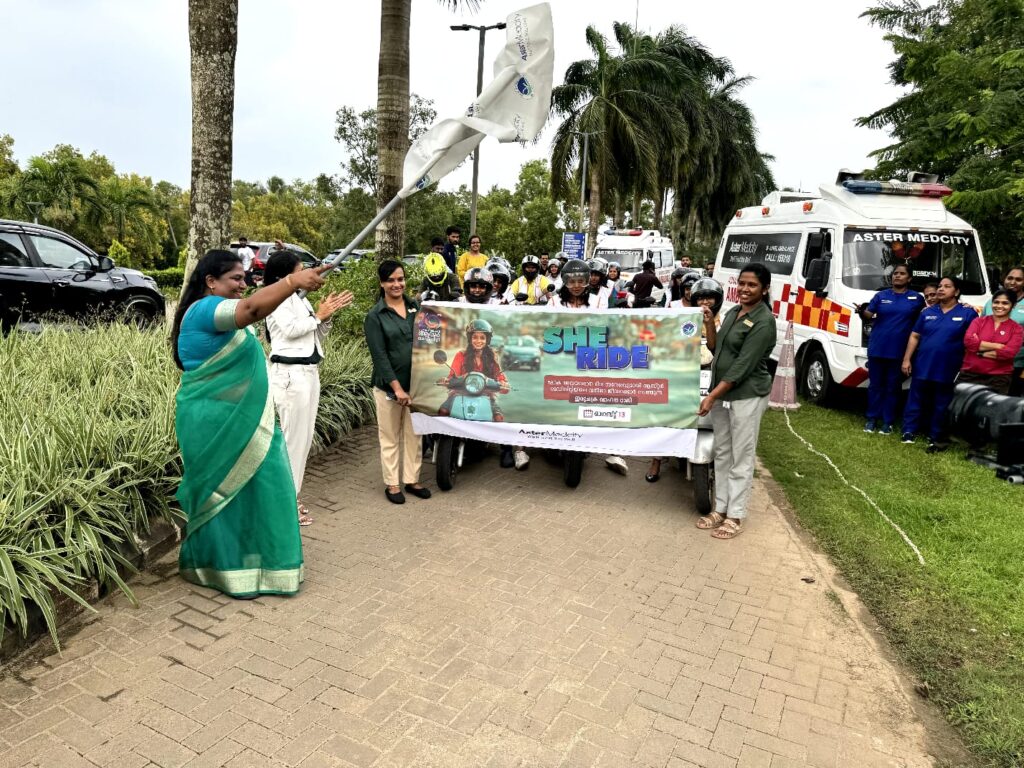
[
  {"left": 592, "top": 228, "right": 676, "bottom": 283},
  {"left": 712, "top": 172, "right": 995, "bottom": 403}
]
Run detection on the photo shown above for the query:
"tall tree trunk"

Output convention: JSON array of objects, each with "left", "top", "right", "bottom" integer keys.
[
  {"left": 652, "top": 184, "right": 665, "bottom": 232},
  {"left": 375, "top": 0, "right": 411, "bottom": 261},
  {"left": 671, "top": 185, "right": 685, "bottom": 251},
  {"left": 586, "top": 163, "right": 602, "bottom": 257},
  {"left": 185, "top": 0, "right": 237, "bottom": 279},
  {"left": 631, "top": 188, "right": 642, "bottom": 227},
  {"left": 613, "top": 189, "right": 625, "bottom": 228}
]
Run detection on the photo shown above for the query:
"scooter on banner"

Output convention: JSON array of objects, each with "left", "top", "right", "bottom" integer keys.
[{"left": 432, "top": 350, "right": 505, "bottom": 491}]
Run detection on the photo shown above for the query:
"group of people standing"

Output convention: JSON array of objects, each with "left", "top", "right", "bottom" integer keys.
[{"left": 859, "top": 264, "right": 1024, "bottom": 451}]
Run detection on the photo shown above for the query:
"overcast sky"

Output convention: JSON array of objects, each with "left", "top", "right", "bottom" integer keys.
[{"left": 0, "top": 0, "right": 902, "bottom": 197}]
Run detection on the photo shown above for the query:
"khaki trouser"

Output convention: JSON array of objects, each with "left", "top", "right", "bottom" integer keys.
[
  {"left": 709, "top": 395, "right": 769, "bottom": 520},
  {"left": 269, "top": 363, "right": 320, "bottom": 495},
  {"left": 373, "top": 388, "right": 422, "bottom": 486}
]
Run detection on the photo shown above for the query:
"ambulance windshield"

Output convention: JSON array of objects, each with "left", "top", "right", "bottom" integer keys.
[
  {"left": 593, "top": 249, "right": 644, "bottom": 270},
  {"left": 842, "top": 229, "right": 985, "bottom": 295}
]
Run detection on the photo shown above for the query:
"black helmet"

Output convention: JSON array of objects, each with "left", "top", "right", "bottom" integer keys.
[
  {"left": 465, "top": 318, "right": 493, "bottom": 342},
  {"left": 587, "top": 257, "right": 608, "bottom": 277},
  {"left": 690, "top": 277, "right": 724, "bottom": 315},
  {"left": 463, "top": 267, "right": 494, "bottom": 303},
  {"left": 561, "top": 258, "right": 590, "bottom": 282},
  {"left": 681, "top": 270, "right": 701, "bottom": 292}
]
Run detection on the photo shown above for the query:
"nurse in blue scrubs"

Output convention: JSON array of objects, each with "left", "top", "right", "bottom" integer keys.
[
  {"left": 857, "top": 264, "right": 924, "bottom": 434},
  {"left": 900, "top": 276, "right": 978, "bottom": 452}
]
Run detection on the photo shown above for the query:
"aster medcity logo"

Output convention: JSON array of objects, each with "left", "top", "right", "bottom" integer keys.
[
  {"left": 515, "top": 76, "right": 534, "bottom": 99},
  {"left": 681, "top": 321, "right": 698, "bottom": 338}
]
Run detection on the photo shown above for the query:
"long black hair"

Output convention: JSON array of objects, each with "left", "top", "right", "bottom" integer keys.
[
  {"left": 557, "top": 283, "right": 591, "bottom": 306},
  {"left": 171, "top": 249, "right": 242, "bottom": 370},
  {"left": 377, "top": 259, "right": 405, "bottom": 300},
  {"left": 739, "top": 262, "right": 772, "bottom": 306},
  {"left": 264, "top": 250, "right": 301, "bottom": 286},
  {"left": 462, "top": 340, "right": 502, "bottom": 378}
]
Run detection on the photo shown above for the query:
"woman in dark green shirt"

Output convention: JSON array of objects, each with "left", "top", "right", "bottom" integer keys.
[
  {"left": 364, "top": 261, "right": 431, "bottom": 505},
  {"left": 696, "top": 263, "right": 777, "bottom": 539}
]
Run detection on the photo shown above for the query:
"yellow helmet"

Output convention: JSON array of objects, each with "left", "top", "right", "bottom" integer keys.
[{"left": 424, "top": 252, "right": 448, "bottom": 286}]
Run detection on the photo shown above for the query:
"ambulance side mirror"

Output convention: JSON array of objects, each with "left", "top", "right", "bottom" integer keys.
[{"left": 805, "top": 253, "right": 832, "bottom": 296}]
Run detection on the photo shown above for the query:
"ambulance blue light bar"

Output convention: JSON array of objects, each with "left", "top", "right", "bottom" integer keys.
[{"left": 842, "top": 180, "right": 952, "bottom": 198}]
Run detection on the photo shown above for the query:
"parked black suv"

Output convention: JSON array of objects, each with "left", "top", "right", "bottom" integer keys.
[{"left": 0, "top": 219, "right": 165, "bottom": 330}]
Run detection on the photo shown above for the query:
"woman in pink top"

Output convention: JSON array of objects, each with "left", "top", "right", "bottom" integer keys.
[{"left": 960, "top": 290, "right": 1023, "bottom": 394}]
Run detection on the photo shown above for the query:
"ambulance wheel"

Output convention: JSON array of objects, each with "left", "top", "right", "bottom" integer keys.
[
  {"left": 693, "top": 463, "right": 714, "bottom": 516},
  {"left": 563, "top": 452, "right": 584, "bottom": 488},
  {"left": 436, "top": 436, "right": 457, "bottom": 491},
  {"left": 800, "top": 347, "right": 833, "bottom": 405}
]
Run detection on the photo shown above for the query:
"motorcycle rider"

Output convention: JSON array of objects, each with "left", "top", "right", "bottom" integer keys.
[
  {"left": 460, "top": 267, "right": 502, "bottom": 305},
  {"left": 668, "top": 268, "right": 701, "bottom": 308},
  {"left": 626, "top": 259, "right": 664, "bottom": 308},
  {"left": 485, "top": 259, "right": 512, "bottom": 305},
  {"left": 547, "top": 258, "right": 563, "bottom": 290},
  {"left": 550, "top": 259, "right": 629, "bottom": 475},
  {"left": 418, "top": 248, "right": 463, "bottom": 301},
  {"left": 509, "top": 255, "right": 553, "bottom": 305},
  {"left": 588, "top": 257, "right": 613, "bottom": 307},
  {"left": 607, "top": 262, "right": 628, "bottom": 307}
]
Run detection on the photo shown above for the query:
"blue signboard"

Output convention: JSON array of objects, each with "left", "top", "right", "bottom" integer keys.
[{"left": 561, "top": 232, "right": 586, "bottom": 260}]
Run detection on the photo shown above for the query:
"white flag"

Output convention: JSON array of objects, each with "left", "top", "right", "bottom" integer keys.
[{"left": 401, "top": 3, "right": 554, "bottom": 197}]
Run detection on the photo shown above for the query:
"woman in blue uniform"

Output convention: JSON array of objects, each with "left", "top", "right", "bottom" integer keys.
[
  {"left": 856, "top": 264, "right": 924, "bottom": 434},
  {"left": 900, "top": 276, "right": 978, "bottom": 452}
]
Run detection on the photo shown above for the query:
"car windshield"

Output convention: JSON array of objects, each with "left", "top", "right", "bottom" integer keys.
[
  {"left": 842, "top": 229, "right": 985, "bottom": 294},
  {"left": 594, "top": 249, "right": 644, "bottom": 270},
  {"left": 516, "top": 336, "right": 538, "bottom": 347}
]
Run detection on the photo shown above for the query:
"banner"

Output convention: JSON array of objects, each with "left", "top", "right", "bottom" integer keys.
[
  {"left": 409, "top": 303, "right": 703, "bottom": 456},
  {"left": 402, "top": 3, "right": 555, "bottom": 195}
]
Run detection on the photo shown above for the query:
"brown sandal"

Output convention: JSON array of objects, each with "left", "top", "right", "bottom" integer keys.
[
  {"left": 297, "top": 501, "right": 314, "bottom": 527},
  {"left": 711, "top": 519, "right": 743, "bottom": 539},
  {"left": 696, "top": 511, "right": 724, "bottom": 529}
]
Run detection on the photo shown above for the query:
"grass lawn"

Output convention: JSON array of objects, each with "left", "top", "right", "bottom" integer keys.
[{"left": 757, "top": 403, "right": 1024, "bottom": 767}]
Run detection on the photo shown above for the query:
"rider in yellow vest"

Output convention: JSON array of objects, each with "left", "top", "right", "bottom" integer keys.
[{"left": 509, "top": 255, "right": 553, "bottom": 305}]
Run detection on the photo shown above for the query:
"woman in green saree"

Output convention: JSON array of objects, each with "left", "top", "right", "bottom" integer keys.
[{"left": 170, "top": 250, "right": 328, "bottom": 598}]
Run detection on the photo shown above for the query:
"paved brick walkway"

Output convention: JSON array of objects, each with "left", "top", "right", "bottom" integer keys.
[{"left": 1, "top": 428, "right": 942, "bottom": 767}]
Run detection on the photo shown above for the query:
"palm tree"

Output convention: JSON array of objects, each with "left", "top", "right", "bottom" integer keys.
[
  {"left": 375, "top": 0, "right": 479, "bottom": 261},
  {"left": 98, "top": 176, "right": 162, "bottom": 248},
  {"left": 672, "top": 76, "right": 775, "bottom": 248},
  {"left": 14, "top": 154, "right": 103, "bottom": 228},
  {"left": 550, "top": 25, "right": 682, "bottom": 255},
  {"left": 185, "top": 0, "right": 238, "bottom": 278}
]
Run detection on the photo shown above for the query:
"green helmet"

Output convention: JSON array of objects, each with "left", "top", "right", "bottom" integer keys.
[{"left": 465, "top": 318, "right": 493, "bottom": 341}]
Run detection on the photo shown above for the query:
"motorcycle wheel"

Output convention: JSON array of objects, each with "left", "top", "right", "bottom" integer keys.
[
  {"left": 693, "top": 462, "right": 714, "bottom": 516},
  {"left": 563, "top": 452, "right": 584, "bottom": 488},
  {"left": 436, "top": 436, "right": 457, "bottom": 491}
]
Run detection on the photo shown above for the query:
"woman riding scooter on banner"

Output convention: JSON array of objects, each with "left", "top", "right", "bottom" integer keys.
[{"left": 550, "top": 259, "right": 629, "bottom": 477}]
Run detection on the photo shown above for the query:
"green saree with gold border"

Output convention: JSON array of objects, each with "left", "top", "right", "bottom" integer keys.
[{"left": 175, "top": 304, "right": 303, "bottom": 597}]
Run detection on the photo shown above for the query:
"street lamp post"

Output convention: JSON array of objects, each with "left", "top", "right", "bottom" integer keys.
[
  {"left": 451, "top": 21, "right": 506, "bottom": 235},
  {"left": 25, "top": 202, "right": 43, "bottom": 225}
]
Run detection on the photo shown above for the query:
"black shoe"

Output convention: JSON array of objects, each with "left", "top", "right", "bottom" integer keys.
[
  {"left": 500, "top": 448, "right": 514, "bottom": 468},
  {"left": 926, "top": 441, "right": 950, "bottom": 454},
  {"left": 385, "top": 488, "right": 406, "bottom": 504},
  {"left": 405, "top": 484, "right": 432, "bottom": 499}
]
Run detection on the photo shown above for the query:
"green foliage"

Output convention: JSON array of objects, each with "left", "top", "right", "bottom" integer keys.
[
  {"left": 759, "top": 404, "right": 1024, "bottom": 766},
  {"left": 143, "top": 267, "right": 185, "bottom": 289},
  {"left": 550, "top": 22, "right": 774, "bottom": 252},
  {"left": 107, "top": 239, "right": 132, "bottom": 268},
  {"left": 859, "top": 0, "right": 1024, "bottom": 272},
  {"left": 320, "top": 255, "right": 424, "bottom": 340},
  {"left": 0, "top": 321, "right": 374, "bottom": 649},
  {"left": 334, "top": 94, "right": 437, "bottom": 195}
]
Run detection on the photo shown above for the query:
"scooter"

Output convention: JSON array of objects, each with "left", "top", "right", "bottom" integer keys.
[
  {"left": 683, "top": 364, "right": 715, "bottom": 515},
  {"left": 432, "top": 350, "right": 505, "bottom": 491}
]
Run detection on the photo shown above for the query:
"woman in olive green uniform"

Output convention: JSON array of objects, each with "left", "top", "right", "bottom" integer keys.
[{"left": 696, "top": 263, "right": 777, "bottom": 539}]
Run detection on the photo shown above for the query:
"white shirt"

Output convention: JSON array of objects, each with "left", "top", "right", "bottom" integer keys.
[
  {"left": 238, "top": 245, "right": 256, "bottom": 272},
  {"left": 550, "top": 293, "right": 601, "bottom": 309},
  {"left": 266, "top": 293, "right": 331, "bottom": 359}
]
